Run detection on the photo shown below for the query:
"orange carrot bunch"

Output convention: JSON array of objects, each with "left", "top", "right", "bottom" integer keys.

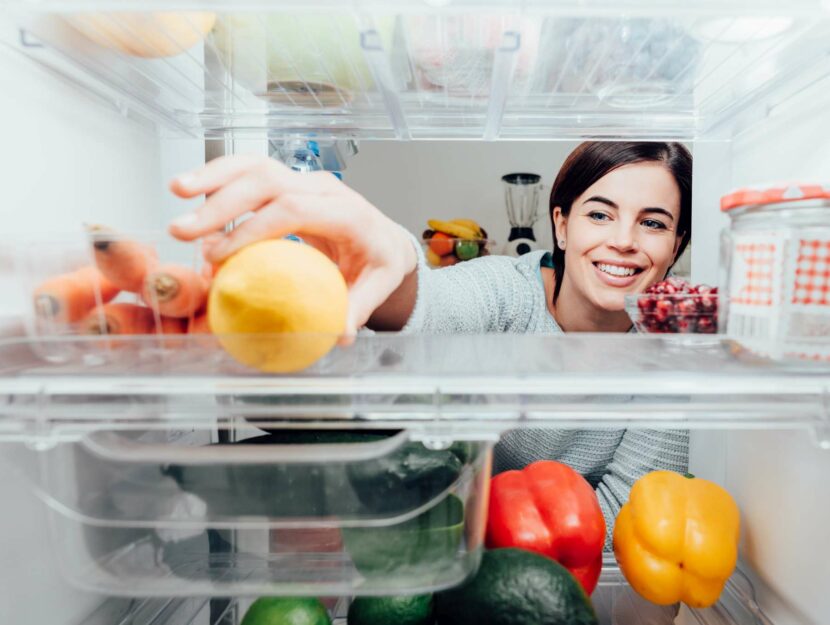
[
  {"left": 34, "top": 265, "right": 120, "bottom": 323},
  {"left": 188, "top": 312, "right": 211, "bottom": 334},
  {"left": 142, "top": 263, "right": 209, "bottom": 318},
  {"left": 87, "top": 225, "right": 158, "bottom": 292},
  {"left": 65, "top": 224, "right": 218, "bottom": 341},
  {"left": 83, "top": 302, "right": 156, "bottom": 336}
]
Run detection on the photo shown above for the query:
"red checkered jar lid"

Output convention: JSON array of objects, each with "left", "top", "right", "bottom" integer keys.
[{"left": 721, "top": 183, "right": 830, "bottom": 212}]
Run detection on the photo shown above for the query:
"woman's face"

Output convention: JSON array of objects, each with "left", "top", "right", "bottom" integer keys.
[{"left": 553, "top": 162, "right": 683, "bottom": 312}]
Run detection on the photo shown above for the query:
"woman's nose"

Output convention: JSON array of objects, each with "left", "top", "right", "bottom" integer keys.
[{"left": 607, "top": 224, "right": 639, "bottom": 252}]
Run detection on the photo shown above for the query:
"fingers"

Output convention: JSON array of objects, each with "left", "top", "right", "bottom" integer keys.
[
  {"left": 203, "top": 194, "right": 368, "bottom": 263},
  {"left": 171, "top": 166, "right": 285, "bottom": 241},
  {"left": 202, "top": 210, "right": 296, "bottom": 264},
  {"left": 345, "top": 268, "right": 400, "bottom": 336},
  {"left": 169, "top": 154, "right": 275, "bottom": 199},
  {"left": 169, "top": 160, "right": 345, "bottom": 242}
]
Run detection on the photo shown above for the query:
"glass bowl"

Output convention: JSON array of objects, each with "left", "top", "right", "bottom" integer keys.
[
  {"left": 422, "top": 237, "right": 496, "bottom": 268},
  {"left": 625, "top": 290, "right": 719, "bottom": 334}
]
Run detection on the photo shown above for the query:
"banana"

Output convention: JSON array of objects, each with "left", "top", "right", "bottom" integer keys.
[
  {"left": 450, "top": 218, "right": 482, "bottom": 235},
  {"left": 427, "top": 219, "right": 479, "bottom": 240}
]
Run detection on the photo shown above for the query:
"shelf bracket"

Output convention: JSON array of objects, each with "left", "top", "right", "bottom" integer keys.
[
  {"left": 483, "top": 31, "right": 521, "bottom": 141},
  {"left": 18, "top": 29, "right": 44, "bottom": 49},
  {"left": 360, "top": 29, "right": 410, "bottom": 140},
  {"left": 813, "top": 387, "right": 830, "bottom": 450}
]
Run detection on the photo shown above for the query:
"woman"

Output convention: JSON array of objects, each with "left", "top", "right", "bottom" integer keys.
[{"left": 169, "top": 141, "right": 691, "bottom": 547}]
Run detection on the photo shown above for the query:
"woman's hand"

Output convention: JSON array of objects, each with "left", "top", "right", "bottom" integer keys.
[{"left": 168, "top": 155, "right": 418, "bottom": 335}]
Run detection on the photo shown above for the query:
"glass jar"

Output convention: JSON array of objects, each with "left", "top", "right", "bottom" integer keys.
[{"left": 721, "top": 184, "right": 830, "bottom": 363}]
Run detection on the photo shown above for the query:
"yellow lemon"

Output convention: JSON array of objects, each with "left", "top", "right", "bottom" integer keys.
[{"left": 208, "top": 240, "right": 348, "bottom": 373}]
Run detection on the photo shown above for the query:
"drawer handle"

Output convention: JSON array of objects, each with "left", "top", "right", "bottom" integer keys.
[{"left": 81, "top": 430, "right": 411, "bottom": 465}]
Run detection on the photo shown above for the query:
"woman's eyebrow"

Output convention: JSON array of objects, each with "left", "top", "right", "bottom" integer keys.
[
  {"left": 641, "top": 207, "right": 675, "bottom": 222},
  {"left": 583, "top": 195, "right": 618, "bottom": 209}
]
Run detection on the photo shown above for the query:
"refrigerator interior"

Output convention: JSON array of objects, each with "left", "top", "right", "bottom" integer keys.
[{"left": 1, "top": 2, "right": 830, "bottom": 624}]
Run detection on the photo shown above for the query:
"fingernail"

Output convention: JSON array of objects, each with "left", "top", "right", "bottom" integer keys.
[
  {"left": 175, "top": 173, "right": 197, "bottom": 188},
  {"left": 171, "top": 213, "right": 199, "bottom": 229}
]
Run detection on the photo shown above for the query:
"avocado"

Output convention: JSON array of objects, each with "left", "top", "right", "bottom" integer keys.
[
  {"left": 435, "top": 548, "right": 598, "bottom": 625},
  {"left": 347, "top": 594, "right": 434, "bottom": 625}
]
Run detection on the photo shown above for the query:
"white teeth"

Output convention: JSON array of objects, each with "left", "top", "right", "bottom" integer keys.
[{"left": 597, "top": 263, "right": 637, "bottom": 277}]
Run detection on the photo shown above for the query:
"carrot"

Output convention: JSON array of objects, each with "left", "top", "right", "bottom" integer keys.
[
  {"left": 87, "top": 224, "right": 157, "bottom": 292},
  {"left": 33, "top": 265, "right": 120, "bottom": 323},
  {"left": 142, "top": 263, "right": 209, "bottom": 318},
  {"left": 188, "top": 312, "right": 211, "bottom": 334},
  {"left": 153, "top": 315, "right": 189, "bottom": 349},
  {"left": 200, "top": 261, "right": 219, "bottom": 281},
  {"left": 156, "top": 316, "right": 187, "bottom": 334},
  {"left": 83, "top": 302, "right": 156, "bottom": 335}
]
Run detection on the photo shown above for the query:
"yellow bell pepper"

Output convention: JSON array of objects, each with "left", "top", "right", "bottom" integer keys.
[{"left": 613, "top": 471, "right": 740, "bottom": 608}]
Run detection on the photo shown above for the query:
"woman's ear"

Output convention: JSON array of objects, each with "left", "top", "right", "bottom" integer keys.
[
  {"left": 552, "top": 206, "right": 568, "bottom": 249},
  {"left": 672, "top": 233, "right": 685, "bottom": 260}
]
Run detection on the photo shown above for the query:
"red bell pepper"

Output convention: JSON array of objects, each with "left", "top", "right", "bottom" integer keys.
[{"left": 486, "top": 460, "right": 606, "bottom": 595}]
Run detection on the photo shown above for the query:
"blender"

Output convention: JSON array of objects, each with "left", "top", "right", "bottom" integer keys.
[{"left": 502, "top": 173, "right": 543, "bottom": 256}]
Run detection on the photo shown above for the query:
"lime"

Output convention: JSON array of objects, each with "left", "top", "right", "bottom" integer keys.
[
  {"left": 240, "top": 597, "right": 331, "bottom": 625},
  {"left": 454, "top": 240, "right": 480, "bottom": 261}
]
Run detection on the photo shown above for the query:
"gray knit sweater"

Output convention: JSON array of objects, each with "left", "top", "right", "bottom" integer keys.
[{"left": 402, "top": 245, "right": 689, "bottom": 549}]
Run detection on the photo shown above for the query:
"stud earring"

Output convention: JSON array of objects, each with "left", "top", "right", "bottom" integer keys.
[{"left": 559, "top": 240, "right": 565, "bottom": 247}]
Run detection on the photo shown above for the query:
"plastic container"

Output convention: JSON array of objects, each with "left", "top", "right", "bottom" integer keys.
[
  {"left": 539, "top": 17, "right": 700, "bottom": 108},
  {"left": 9, "top": 229, "right": 356, "bottom": 373},
  {"left": 6, "top": 424, "right": 490, "bottom": 596},
  {"left": 421, "top": 237, "right": 495, "bottom": 268},
  {"left": 625, "top": 292, "right": 719, "bottom": 334},
  {"left": 405, "top": 14, "right": 541, "bottom": 98},
  {"left": 211, "top": 13, "right": 396, "bottom": 108},
  {"left": 721, "top": 184, "right": 830, "bottom": 363}
]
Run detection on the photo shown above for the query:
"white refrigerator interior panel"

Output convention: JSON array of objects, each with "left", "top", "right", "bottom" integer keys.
[
  {"left": 0, "top": 14, "right": 164, "bottom": 625},
  {"left": 722, "top": 82, "right": 830, "bottom": 625}
]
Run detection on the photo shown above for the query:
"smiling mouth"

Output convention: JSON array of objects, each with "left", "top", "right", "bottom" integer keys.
[{"left": 593, "top": 262, "right": 645, "bottom": 278}]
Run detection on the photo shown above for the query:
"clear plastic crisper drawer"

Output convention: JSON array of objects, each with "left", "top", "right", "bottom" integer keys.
[
  {"left": 7, "top": 2, "right": 830, "bottom": 140},
  {"left": 3, "top": 426, "right": 491, "bottom": 596},
  {"left": 77, "top": 556, "right": 778, "bottom": 625}
]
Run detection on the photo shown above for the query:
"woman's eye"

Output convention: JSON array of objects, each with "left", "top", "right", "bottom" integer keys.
[
  {"left": 642, "top": 219, "right": 667, "bottom": 230},
  {"left": 588, "top": 211, "right": 610, "bottom": 222}
]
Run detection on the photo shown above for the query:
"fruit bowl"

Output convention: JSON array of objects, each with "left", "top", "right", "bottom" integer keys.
[
  {"left": 625, "top": 279, "right": 719, "bottom": 334},
  {"left": 421, "top": 237, "right": 495, "bottom": 268}
]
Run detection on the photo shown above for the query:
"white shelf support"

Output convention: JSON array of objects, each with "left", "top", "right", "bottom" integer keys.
[
  {"left": 483, "top": 31, "right": 521, "bottom": 141},
  {"left": 813, "top": 386, "right": 830, "bottom": 450},
  {"left": 360, "top": 29, "right": 410, "bottom": 140}
]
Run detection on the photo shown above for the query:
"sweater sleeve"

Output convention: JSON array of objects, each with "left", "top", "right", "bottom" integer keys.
[
  {"left": 401, "top": 231, "right": 536, "bottom": 334},
  {"left": 595, "top": 428, "right": 689, "bottom": 550}
]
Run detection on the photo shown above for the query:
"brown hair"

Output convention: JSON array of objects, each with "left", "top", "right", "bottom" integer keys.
[{"left": 550, "top": 141, "right": 692, "bottom": 302}]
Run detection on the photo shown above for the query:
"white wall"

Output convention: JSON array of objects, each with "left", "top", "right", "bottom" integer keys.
[
  {"left": 344, "top": 140, "right": 692, "bottom": 275},
  {"left": 344, "top": 141, "right": 574, "bottom": 253}
]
